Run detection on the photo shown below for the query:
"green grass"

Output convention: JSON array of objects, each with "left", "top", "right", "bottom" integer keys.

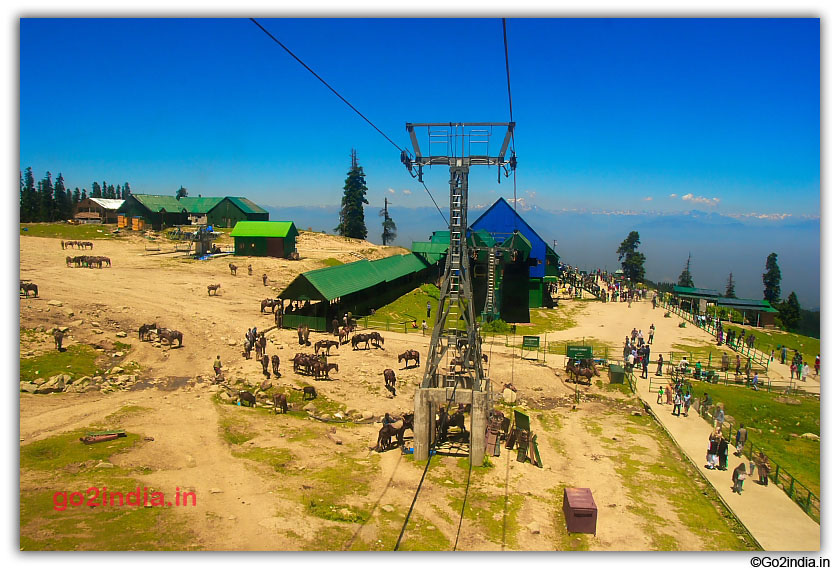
[
  {"left": 232, "top": 446, "right": 294, "bottom": 473},
  {"left": 321, "top": 257, "right": 343, "bottom": 267},
  {"left": 513, "top": 301, "right": 584, "bottom": 335},
  {"left": 217, "top": 412, "right": 258, "bottom": 445},
  {"left": 448, "top": 489, "right": 524, "bottom": 549},
  {"left": 20, "top": 429, "right": 197, "bottom": 550},
  {"left": 691, "top": 382, "right": 820, "bottom": 496},
  {"left": 376, "top": 283, "right": 440, "bottom": 326},
  {"left": 20, "top": 344, "right": 102, "bottom": 383},
  {"left": 20, "top": 222, "right": 125, "bottom": 240},
  {"left": 606, "top": 413, "right": 758, "bottom": 550},
  {"left": 725, "top": 325, "right": 819, "bottom": 367}
]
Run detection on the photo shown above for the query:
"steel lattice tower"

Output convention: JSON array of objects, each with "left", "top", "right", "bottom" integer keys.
[{"left": 401, "top": 122, "right": 515, "bottom": 466}]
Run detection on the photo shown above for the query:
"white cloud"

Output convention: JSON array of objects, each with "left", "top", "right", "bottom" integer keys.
[
  {"left": 681, "top": 193, "right": 720, "bottom": 207},
  {"left": 402, "top": 189, "right": 412, "bottom": 195},
  {"left": 644, "top": 196, "right": 653, "bottom": 201},
  {"left": 387, "top": 188, "right": 395, "bottom": 194},
  {"left": 669, "top": 193, "right": 678, "bottom": 198}
]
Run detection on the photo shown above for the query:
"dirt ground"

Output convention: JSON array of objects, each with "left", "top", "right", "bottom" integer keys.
[{"left": 19, "top": 230, "right": 755, "bottom": 551}]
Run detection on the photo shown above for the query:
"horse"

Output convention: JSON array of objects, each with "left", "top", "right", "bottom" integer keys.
[
  {"left": 293, "top": 353, "right": 315, "bottom": 375},
  {"left": 297, "top": 324, "right": 310, "bottom": 346},
  {"left": 139, "top": 322, "right": 157, "bottom": 341},
  {"left": 238, "top": 390, "right": 256, "bottom": 407},
  {"left": 207, "top": 284, "right": 221, "bottom": 296},
  {"left": 338, "top": 327, "right": 351, "bottom": 345},
  {"left": 314, "top": 339, "right": 339, "bottom": 355},
  {"left": 436, "top": 408, "right": 466, "bottom": 442},
  {"left": 313, "top": 361, "right": 338, "bottom": 380},
  {"left": 332, "top": 318, "right": 340, "bottom": 336},
  {"left": 53, "top": 329, "right": 65, "bottom": 351},
  {"left": 351, "top": 333, "right": 370, "bottom": 350},
  {"left": 369, "top": 331, "right": 385, "bottom": 349},
  {"left": 229, "top": 263, "right": 237, "bottom": 275},
  {"left": 260, "top": 299, "right": 276, "bottom": 313},
  {"left": 273, "top": 393, "right": 288, "bottom": 414},
  {"left": 243, "top": 339, "right": 252, "bottom": 359},
  {"left": 260, "top": 354, "right": 270, "bottom": 377},
  {"left": 20, "top": 282, "right": 38, "bottom": 297},
  {"left": 376, "top": 413, "right": 414, "bottom": 452},
  {"left": 383, "top": 369, "right": 397, "bottom": 397},
  {"left": 398, "top": 350, "right": 421, "bottom": 369},
  {"left": 303, "top": 386, "right": 317, "bottom": 400},
  {"left": 156, "top": 328, "right": 183, "bottom": 348},
  {"left": 271, "top": 354, "right": 281, "bottom": 376}
]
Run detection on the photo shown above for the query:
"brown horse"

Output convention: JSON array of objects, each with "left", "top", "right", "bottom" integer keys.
[
  {"left": 398, "top": 350, "right": 421, "bottom": 369},
  {"left": 314, "top": 339, "right": 339, "bottom": 355},
  {"left": 293, "top": 353, "right": 315, "bottom": 375},
  {"left": 376, "top": 413, "right": 414, "bottom": 452},
  {"left": 383, "top": 369, "right": 397, "bottom": 397},
  {"left": 338, "top": 327, "right": 351, "bottom": 345},
  {"left": 368, "top": 331, "right": 385, "bottom": 349},
  {"left": 53, "top": 329, "right": 65, "bottom": 351},
  {"left": 207, "top": 284, "right": 221, "bottom": 295},
  {"left": 20, "top": 282, "right": 38, "bottom": 297},
  {"left": 156, "top": 328, "right": 183, "bottom": 348},
  {"left": 260, "top": 298, "right": 276, "bottom": 313},
  {"left": 260, "top": 354, "right": 270, "bottom": 377},
  {"left": 273, "top": 393, "right": 288, "bottom": 414},
  {"left": 229, "top": 262, "right": 237, "bottom": 275},
  {"left": 271, "top": 354, "right": 281, "bottom": 376},
  {"left": 297, "top": 324, "right": 310, "bottom": 346},
  {"left": 139, "top": 322, "right": 157, "bottom": 341},
  {"left": 313, "top": 361, "right": 338, "bottom": 380},
  {"left": 351, "top": 333, "right": 370, "bottom": 350}
]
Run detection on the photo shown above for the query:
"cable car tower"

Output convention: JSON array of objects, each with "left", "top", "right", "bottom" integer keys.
[{"left": 401, "top": 122, "right": 516, "bottom": 466}]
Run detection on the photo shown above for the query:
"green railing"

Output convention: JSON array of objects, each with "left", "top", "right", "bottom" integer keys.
[{"left": 692, "top": 401, "right": 820, "bottom": 523}]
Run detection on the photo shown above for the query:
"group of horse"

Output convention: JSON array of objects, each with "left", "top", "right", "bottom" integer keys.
[
  {"left": 66, "top": 255, "right": 111, "bottom": 268},
  {"left": 350, "top": 332, "right": 384, "bottom": 350},
  {"left": 20, "top": 281, "right": 38, "bottom": 297},
  {"left": 291, "top": 353, "right": 339, "bottom": 379},
  {"left": 374, "top": 405, "right": 469, "bottom": 452},
  {"left": 61, "top": 240, "right": 93, "bottom": 250},
  {"left": 138, "top": 322, "right": 183, "bottom": 348}
]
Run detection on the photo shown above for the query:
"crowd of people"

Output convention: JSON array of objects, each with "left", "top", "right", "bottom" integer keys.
[{"left": 622, "top": 325, "right": 660, "bottom": 380}]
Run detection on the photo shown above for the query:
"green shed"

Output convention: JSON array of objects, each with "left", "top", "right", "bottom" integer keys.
[
  {"left": 207, "top": 197, "right": 269, "bottom": 228},
  {"left": 230, "top": 221, "right": 298, "bottom": 258}
]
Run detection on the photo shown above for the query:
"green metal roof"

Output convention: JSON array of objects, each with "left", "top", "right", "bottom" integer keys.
[
  {"left": 501, "top": 231, "right": 532, "bottom": 257},
  {"left": 224, "top": 197, "right": 268, "bottom": 215},
  {"left": 128, "top": 194, "right": 224, "bottom": 214},
  {"left": 411, "top": 241, "right": 448, "bottom": 264},
  {"left": 230, "top": 221, "right": 296, "bottom": 238},
  {"left": 430, "top": 231, "right": 450, "bottom": 244},
  {"left": 716, "top": 297, "right": 779, "bottom": 313},
  {"left": 673, "top": 286, "right": 721, "bottom": 299},
  {"left": 468, "top": 229, "right": 497, "bottom": 248},
  {"left": 279, "top": 253, "right": 429, "bottom": 302}
]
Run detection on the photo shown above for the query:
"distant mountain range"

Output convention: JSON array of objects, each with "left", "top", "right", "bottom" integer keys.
[{"left": 263, "top": 203, "right": 820, "bottom": 310}]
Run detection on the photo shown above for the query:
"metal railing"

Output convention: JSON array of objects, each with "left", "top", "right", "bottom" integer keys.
[{"left": 693, "top": 401, "right": 820, "bottom": 522}]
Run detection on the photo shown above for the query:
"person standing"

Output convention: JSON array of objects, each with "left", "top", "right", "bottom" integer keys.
[
  {"left": 796, "top": 360, "right": 803, "bottom": 381},
  {"left": 735, "top": 423, "right": 748, "bottom": 456},
  {"left": 665, "top": 384, "right": 673, "bottom": 405},
  {"left": 715, "top": 406, "right": 726, "bottom": 429},
  {"left": 657, "top": 385, "right": 664, "bottom": 404},
  {"left": 790, "top": 362, "right": 796, "bottom": 381},
  {"left": 672, "top": 388, "right": 683, "bottom": 416},
  {"left": 732, "top": 463, "right": 747, "bottom": 494},
  {"left": 755, "top": 452, "right": 770, "bottom": 485},
  {"left": 781, "top": 345, "right": 787, "bottom": 365},
  {"left": 656, "top": 354, "right": 664, "bottom": 376},
  {"left": 213, "top": 355, "right": 222, "bottom": 376},
  {"left": 683, "top": 390, "right": 691, "bottom": 417},
  {"left": 802, "top": 362, "right": 809, "bottom": 382},
  {"left": 815, "top": 354, "right": 820, "bottom": 375},
  {"left": 717, "top": 437, "right": 729, "bottom": 470},
  {"left": 421, "top": 319, "right": 428, "bottom": 336},
  {"left": 735, "top": 354, "right": 741, "bottom": 377},
  {"left": 426, "top": 301, "right": 432, "bottom": 318}
]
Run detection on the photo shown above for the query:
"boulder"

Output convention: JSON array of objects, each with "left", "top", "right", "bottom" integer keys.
[
  {"left": 19, "top": 382, "right": 38, "bottom": 393},
  {"left": 115, "top": 331, "right": 127, "bottom": 338},
  {"left": 361, "top": 410, "right": 374, "bottom": 420},
  {"left": 92, "top": 329, "right": 105, "bottom": 335},
  {"left": 63, "top": 308, "right": 75, "bottom": 317},
  {"left": 47, "top": 300, "right": 63, "bottom": 307},
  {"left": 381, "top": 504, "right": 395, "bottom": 513},
  {"left": 526, "top": 522, "right": 541, "bottom": 535},
  {"left": 800, "top": 432, "right": 820, "bottom": 441},
  {"left": 110, "top": 367, "right": 124, "bottom": 374},
  {"left": 303, "top": 402, "right": 317, "bottom": 413}
]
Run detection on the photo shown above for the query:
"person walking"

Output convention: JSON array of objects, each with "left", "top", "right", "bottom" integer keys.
[
  {"left": 683, "top": 390, "right": 691, "bottom": 417},
  {"left": 706, "top": 433, "right": 718, "bottom": 469},
  {"left": 802, "top": 362, "right": 809, "bottom": 382},
  {"left": 732, "top": 462, "right": 747, "bottom": 494},
  {"left": 815, "top": 354, "right": 820, "bottom": 375},
  {"left": 715, "top": 406, "right": 726, "bottom": 429},
  {"left": 699, "top": 392, "right": 712, "bottom": 417},
  {"left": 213, "top": 355, "right": 222, "bottom": 376},
  {"left": 755, "top": 452, "right": 770, "bottom": 485},
  {"left": 657, "top": 385, "right": 664, "bottom": 404},
  {"left": 672, "top": 388, "right": 683, "bottom": 416},
  {"left": 735, "top": 354, "right": 741, "bottom": 377},
  {"left": 796, "top": 360, "right": 803, "bottom": 381},
  {"left": 665, "top": 384, "right": 673, "bottom": 405},
  {"left": 790, "top": 362, "right": 796, "bottom": 381},
  {"left": 781, "top": 345, "right": 787, "bottom": 365},
  {"left": 656, "top": 354, "right": 664, "bottom": 376},
  {"left": 735, "top": 423, "right": 748, "bottom": 456}
]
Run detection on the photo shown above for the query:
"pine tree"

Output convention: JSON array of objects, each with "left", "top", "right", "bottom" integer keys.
[
  {"left": 336, "top": 149, "right": 369, "bottom": 239},
  {"left": 81, "top": 188, "right": 88, "bottom": 201},
  {"left": 725, "top": 272, "right": 736, "bottom": 298},
  {"left": 677, "top": 253, "right": 694, "bottom": 288},
  {"left": 107, "top": 184, "right": 115, "bottom": 199},
  {"left": 92, "top": 181, "right": 102, "bottom": 198},
  {"left": 777, "top": 291, "right": 801, "bottom": 331},
  {"left": 763, "top": 253, "right": 782, "bottom": 305},
  {"left": 53, "top": 173, "right": 70, "bottom": 220},
  {"left": 116, "top": 184, "right": 122, "bottom": 199},
  {"left": 123, "top": 182, "right": 131, "bottom": 199},
  {"left": 176, "top": 186, "right": 188, "bottom": 199},
  {"left": 379, "top": 198, "right": 397, "bottom": 245},
  {"left": 20, "top": 167, "right": 37, "bottom": 222},
  {"left": 72, "top": 188, "right": 81, "bottom": 212},
  {"left": 616, "top": 230, "right": 646, "bottom": 283},
  {"left": 38, "top": 172, "right": 55, "bottom": 222}
]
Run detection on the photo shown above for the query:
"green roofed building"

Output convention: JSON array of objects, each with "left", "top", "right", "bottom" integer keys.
[
  {"left": 230, "top": 221, "right": 298, "bottom": 258},
  {"left": 117, "top": 194, "right": 269, "bottom": 230}
]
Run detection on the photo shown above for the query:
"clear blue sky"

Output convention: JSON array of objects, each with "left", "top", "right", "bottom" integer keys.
[{"left": 20, "top": 17, "right": 819, "bottom": 218}]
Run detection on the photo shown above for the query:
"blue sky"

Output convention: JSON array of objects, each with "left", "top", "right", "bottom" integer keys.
[{"left": 20, "top": 17, "right": 819, "bottom": 218}]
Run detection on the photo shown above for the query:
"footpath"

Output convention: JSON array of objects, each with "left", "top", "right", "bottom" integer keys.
[{"left": 636, "top": 386, "right": 820, "bottom": 551}]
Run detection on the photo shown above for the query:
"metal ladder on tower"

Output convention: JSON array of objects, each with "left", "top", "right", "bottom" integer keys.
[
  {"left": 444, "top": 181, "right": 466, "bottom": 388},
  {"left": 484, "top": 246, "right": 497, "bottom": 318}
]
